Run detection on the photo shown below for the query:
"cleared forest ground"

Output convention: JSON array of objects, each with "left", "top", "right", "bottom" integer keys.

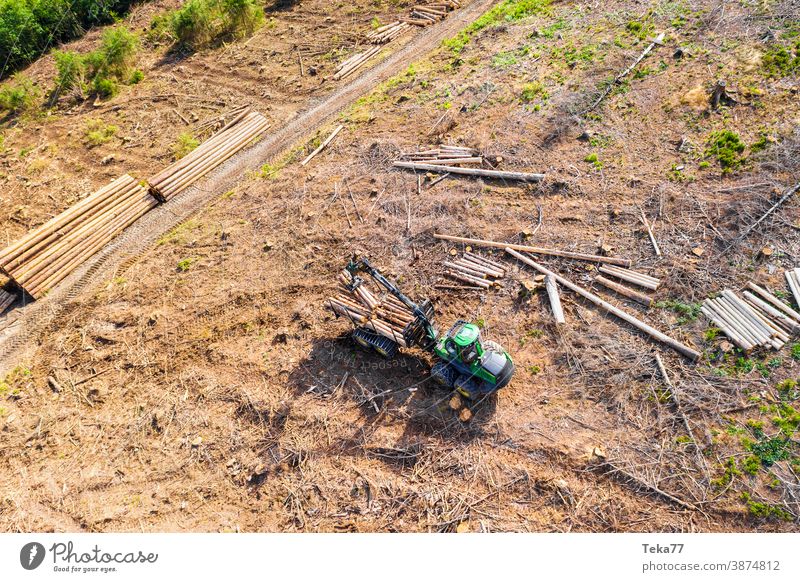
[{"left": 1, "top": 0, "right": 799, "bottom": 532}]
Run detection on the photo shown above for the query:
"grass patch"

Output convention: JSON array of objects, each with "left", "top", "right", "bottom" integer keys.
[
  {"left": 84, "top": 119, "right": 119, "bottom": 147},
  {"left": 176, "top": 258, "right": 197, "bottom": 272},
  {"left": 520, "top": 80, "right": 548, "bottom": 102},
  {"left": 167, "top": 0, "right": 264, "bottom": 51},
  {"left": 705, "top": 130, "right": 746, "bottom": 173},
  {"left": 655, "top": 299, "right": 702, "bottom": 324},
  {"left": 172, "top": 132, "right": 200, "bottom": 160},
  {"left": 443, "top": 0, "right": 551, "bottom": 57},
  {"left": 0, "top": 74, "right": 39, "bottom": 113}
]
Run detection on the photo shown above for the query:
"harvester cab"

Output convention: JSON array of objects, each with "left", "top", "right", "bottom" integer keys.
[{"left": 332, "top": 255, "right": 515, "bottom": 400}]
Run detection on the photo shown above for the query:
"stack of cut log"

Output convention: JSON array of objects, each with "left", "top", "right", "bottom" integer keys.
[
  {"left": 147, "top": 109, "right": 269, "bottom": 202},
  {"left": 327, "top": 271, "right": 415, "bottom": 347},
  {"left": 443, "top": 252, "right": 506, "bottom": 289},
  {"left": 403, "top": 2, "right": 461, "bottom": 26},
  {"left": 397, "top": 145, "right": 482, "bottom": 166},
  {"left": 334, "top": 46, "right": 383, "bottom": 81},
  {"left": 701, "top": 286, "right": 799, "bottom": 351},
  {"left": 0, "top": 175, "right": 157, "bottom": 299},
  {"left": 594, "top": 264, "right": 661, "bottom": 307},
  {"left": 786, "top": 268, "right": 800, "bottom": 306},
  {"left": 0, "top": 289, "right": 15, "bottom": 314},
  {"left": 367, "top": 21, "right": 412, "bottom": 44}
]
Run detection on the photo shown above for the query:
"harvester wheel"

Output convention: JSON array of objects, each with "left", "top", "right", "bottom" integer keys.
[
  {"left": 352, "top": 328, "right": 399, "bottom": 358},
  {"left": 430, "top": 361, "right": 458, "bottom": 389},
  {"left": 482, "top": 340, "right": 505, "bottom": 354}
]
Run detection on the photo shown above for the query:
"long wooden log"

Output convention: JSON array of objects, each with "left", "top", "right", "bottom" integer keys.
[
  {"left": 301, "top": 125, "right": 344, "bottom": 167},
  {"left": 599, "top": 265, "right": 659, "bottom": 290},
  {"left": 0, "top": 175, "right": 136, "bottom": 267},
  {"left": 394, "top": 161, "right": 544, "bottom": 182},
  {"left": 747, "top": 282, "right": 800, "bottom": 323},
  {"left": 545, "top": 274, "right": 566, "bottom": 324},
  {"left": 595, "top": 275, "right": 653, "bottom": 307},
  {"left": 434, "top": 233, "right": 631, "bottom": 267},
  {"left": 12, "top": 184, "right": 147, "bottom": 283},
  {"left": 457, "top": 257, "right": 503, "bottom": 277},
  {"left": 23, "top": 194, "right": 155, "bottom": 292},
  {"left": 743, "top": 291, "right": 800, "bottom": 334},
  {"left": 701, "top": 305, "right": 753, "bottom": 351},
  {"left": 1, "top": 177, "right": 137, "bottom": 272},
  {"left": 722, "top": 290, "right": 781, "bottom": 340},
  {"left": 444, "top": 260, "right": 487, "bottom": 280},
  {"left": 507, "top": 248, "right": 700, "bottom": 361},
  {"left": 464, "top": 251, "right": 506, "bottom": 272},
  {"left": 154, "top": 119, "right": 269, "bottom": 199},
  {"left": 786, "top": 269, "right": 800, "bottom": 309},
  {"left": 710, "top": 298, "right": 767, "bottom": 346},
  {"left": 153, "top": 117, "right": 268, "bottom": 194},
  {"left": 445, "top": 270, "right": 490, "bottom": 288}
]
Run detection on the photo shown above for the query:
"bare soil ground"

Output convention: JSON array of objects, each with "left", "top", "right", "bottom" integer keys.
[{"left": 1, "top": 0, "right": 800, "bottom": 532}]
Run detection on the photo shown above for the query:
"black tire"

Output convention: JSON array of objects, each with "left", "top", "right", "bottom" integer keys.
[
  {"left": 430, "top": 361, "right": 458, "bottom": 389},
  {"left": 352, "top": 328, "right": 399, "bottom": 358}
]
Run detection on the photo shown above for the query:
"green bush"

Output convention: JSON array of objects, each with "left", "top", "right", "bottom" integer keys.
[
  {"left": 171, "top": 0, "right": 218, "bottom": 50},
  {"left": 51, "top": 26, "right": 139, "bottom": 102},
  {"left": 169, "top": 0, "right": 264, "bottom": 51},
  {"left": 0, "top": 73, "right": 38, "bottom": 112},
  {"left": 0, "top": 1, "right": 139, "bottom": 75},
  {"left": 172, "top": 132, "right": 199, "bottom": 159},
  {"left": 705, "top": 130, "right": 746, "bottom": 172}
]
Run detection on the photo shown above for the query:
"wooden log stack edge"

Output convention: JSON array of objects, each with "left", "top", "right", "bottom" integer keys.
[
  {"left": 0, "top": 289, "right": 15, "bottom": 315},
  {"left": 147, "top": 110, "right": 270, "bottom": 202},
  {"left": 0, "top": 175, "right": 158, "bottom": 299}
]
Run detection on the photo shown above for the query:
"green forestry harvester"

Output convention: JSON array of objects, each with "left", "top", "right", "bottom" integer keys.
[{"left": 329, "top": 256, "right": 515, "bottom": 400}]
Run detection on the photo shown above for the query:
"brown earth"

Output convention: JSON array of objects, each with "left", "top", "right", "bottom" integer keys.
[{"left": 1, "top": 0, "right": 800, "bottom": 532}]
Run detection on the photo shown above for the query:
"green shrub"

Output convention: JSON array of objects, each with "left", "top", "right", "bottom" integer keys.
[
  {"left": 92, "top": 76, "right": 118, "bottom": 98},
  {"left": 221, "top": 0, "right": 264, "bottom": 39},
  {"left": 169, "top": 0, "right": 264, "bottom": 50},
  {"left": 53, "top": 50, "right": 84, "bottom": 93},
  {"left": 129, "top": 69, "right": 144, "bottom": 84},
  {"left": 172, "top": 132, "right": 199, "bottom": 159},
  {"left": 171, "top": 0, "right": 217, "bottom": 49},
  {"left": 0, "top": 0, "right": 138, "bottom": 75},
  {"left": 0, "top": 73, "right": 38, "bottom": 112},
  {"left": 705, "top": 130, "right": 746, "bottom": 172},
  {"left": 521, "top": 81, "right": 548, "bottom": 102},
  {"left": 761, "top": 41, "right": 800, "bottom": 78},
  {"left": 84, "top": 119, "right": 118, "bottom": 147}
]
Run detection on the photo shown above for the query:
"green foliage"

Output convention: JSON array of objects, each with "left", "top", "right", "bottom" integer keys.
[
  {"left": 84, "top": 118, "right": 118, "bottom": 147},
  {"left": 0, "top": 73, "right": 38, "bottom": 112},
  {"left": 0, "top": 0, "right": 138, "bottom": 75},
  {"left": 791, "top": 343, "right": 800, "bottom": 360},
  {"left": 749, "top": 436, "right": 792, "bottom": 466},
  {"left": 711, "top": 456, "right": 741, "bottom": 488},
  {"left": 655, "top": 299, "right": 702, "bottom": 324},
  {"left": 443, "top": 0, "right": 551, "bottom": 56},
  {"left": 172, "top": 132, "right": 199, "bottom": 159},
  {"left": 51, "top": 26, "right": 139, "bottom": 103},
  {"left": 776, "top": 379, "right": 799, "bottom": 401},
  {"left": 177, "top": 258, "right": 196, "bottom": 272},
  {"left": 169, "top": 0, "right": 264, "bottom": 51},
  {"left": 742, "top": 455, "right": 761, "bottom": 475},
  {"left": 129, "top": 69, "right": 144, "bottom": 84},
  {"left": 520, "top": 81, "right": 547, "bottom": 102},
  {"left": 704, "top": 327, "right": 721, "bottom": 341},
  {"left": 761, "top": 40, "right": 800, "bottom": 78},
  {"left": 741, "top": 492, "right": 793, "bottom": 520},
  {"left": 705, "top": 130, "right": 746, "bottom": 172}
]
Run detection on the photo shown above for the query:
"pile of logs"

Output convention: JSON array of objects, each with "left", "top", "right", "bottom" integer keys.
[
  {"left": 0, "top": 289, "right": 15, "bottom": 315},
  {"left": 367, "top": 21, "right": 412, "bottom": 44},
  {"left": 701, "top": 287, "right": 797, "bottom": 351},
  {"left": 397, "top": 145, "right": 482, "bottom": 166},
  {"left": 595, "top": 264, "right": 661, "bottom": 307},
  {"left": 147, "top": 109, "right": 270, "bottom": 202},
  {"left": 786, "top": 268, "right": 800, "bottom": 307},
  {"left": 443, "top": 251, "right": 506, "bottom": 289},
  {"left": 0, "top": 175, "right": 158, "bottom": 299},
  {"left": 333, "top": 46, "right": 383, "bottom": 81},
  {"left": 327, "top": 271, "right": 415, "bottom": 347},
  {"left": 403, "top": 2, "right": 462, "bottom": 26}
]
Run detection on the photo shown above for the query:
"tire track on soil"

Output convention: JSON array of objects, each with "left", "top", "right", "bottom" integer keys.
[{"left": 0, "top": 0, "right": 500, "bottom": 370}]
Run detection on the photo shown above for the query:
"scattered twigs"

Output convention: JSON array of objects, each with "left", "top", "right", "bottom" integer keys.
[
  {"left": 583, "top": 32, "right": 665, "bottom": 114},
  {"left": 599, "top": 460, "right": 698, "bottom": 511},
  {"left": 301, "top": 125, "right": 344, "bottom": 167},
  {"left": 722, "top": 181, "right": 800, "bottom": 253},
  {"left": 434, "top": 233, "right": 631, "bottom": 267},
  {"left": 506, "top": 248, "right": 701, "bottom": 360},
  {"left": 394, "top": 161, "right": 544, "bottom": 182}
]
